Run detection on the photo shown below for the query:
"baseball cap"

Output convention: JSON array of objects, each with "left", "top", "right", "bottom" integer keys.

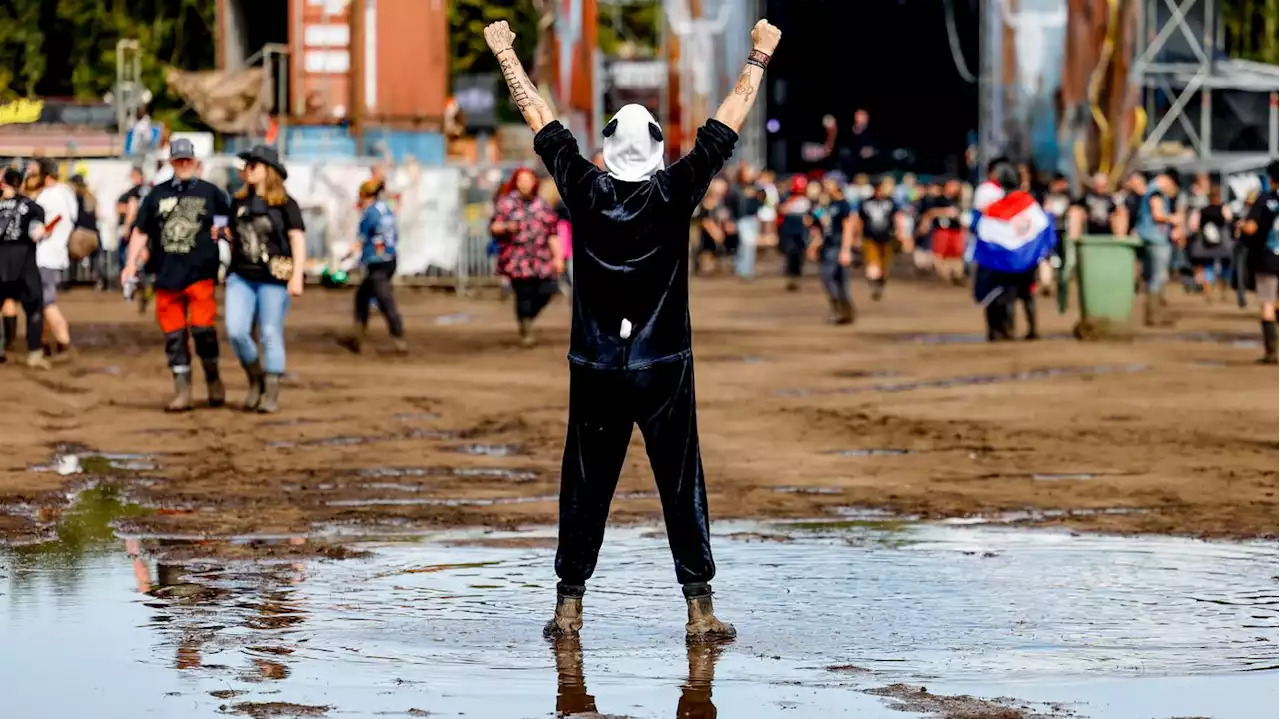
[{"left": 169, "top": 138, "right": 197, "bottom": 160}]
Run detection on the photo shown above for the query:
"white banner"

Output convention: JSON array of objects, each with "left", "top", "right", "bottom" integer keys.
[{"left": 72, "top": 156, "right": 463, "bottom": 274}]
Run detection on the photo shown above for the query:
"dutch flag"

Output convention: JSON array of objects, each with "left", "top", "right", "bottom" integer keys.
[{"left": 970, "top": 190, "right": 1058, "bottom": 274}]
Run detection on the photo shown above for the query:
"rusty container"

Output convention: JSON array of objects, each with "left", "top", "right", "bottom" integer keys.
[{"left": 351, "top": 0, "right": 448, "bottom": 130}]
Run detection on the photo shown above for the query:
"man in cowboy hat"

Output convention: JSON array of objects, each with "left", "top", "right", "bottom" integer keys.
[
  {"left": 121, "top": 138, "right": 233, "bottom": 411},
  {"left": 484, "top": 17, "right": 780, "bottom": 643}
]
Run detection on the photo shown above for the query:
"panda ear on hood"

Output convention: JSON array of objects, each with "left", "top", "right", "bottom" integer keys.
[
  {"left": 602, "top": 119, "right": 618, "bottom": 138},
  {"left": 648, "top": 122, "right": 663, "bottom": 143}
]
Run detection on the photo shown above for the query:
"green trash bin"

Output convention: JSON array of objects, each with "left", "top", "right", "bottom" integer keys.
[{"left": 1072, "top": 234, "right": 1142, "bottom": 339}]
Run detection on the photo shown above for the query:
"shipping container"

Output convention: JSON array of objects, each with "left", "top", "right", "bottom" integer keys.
[
  {"left": 217, "top": 0, "right": 447, "bottom": 128},
  {"left": 352, "top": 0, "right": 449, "bottom": 129}
]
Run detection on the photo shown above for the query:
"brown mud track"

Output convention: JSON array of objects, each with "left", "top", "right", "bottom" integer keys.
[{"left": 1, "top": 275, "right": 1275, "bottom": 551}]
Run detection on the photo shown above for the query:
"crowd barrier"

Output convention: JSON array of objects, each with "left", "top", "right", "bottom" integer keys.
[{"left": 65, "top": 156, "right": 515, "bottom": 293}]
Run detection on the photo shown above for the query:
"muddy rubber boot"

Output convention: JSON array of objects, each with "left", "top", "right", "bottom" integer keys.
[
  {"left": 870, "top": 279, "right": 885, "bottom": 302},
  {"left": 1143, "top": 293, "right": 1175, "bottom": 327},
  {"left": 241, "top": 360, "right": 265, "bottom": 411},
  {"left": 1259, "top": 320, "right": 1278, "bottom": 365},
  {"left": 543, "top": 584, "right": 585, "bottom": 638},
  {"left": 519, "top": 319, "right": 536, "bottom": 349},
  {"left": 337, "top": 325, "right": 365, "bottom": 354},
  {"left": 391, "top": 337, "right": 409, "bottom": 355},
  {"left": 51, "top": 343, "right": 76, "bottom": 365},
  {"left": 684, "top": 583, "right": 736, "bottom": 644},
  {"left": 837, "top": 299, "right": 856, "bottom": 325},
  {"left": 202, "top": 359, "right": 225, "bottom": 408},
  {"left": 2, "top": 316, "right": 16, "bottom": 352},
  {"left": 257, "top": 373, "right": 282, "bottom": 414},
  {"left": 25, "top": 350, "right": 51, "bottom": 371},
  {"left": 1023, "top": 298, "right": 1039, "bottom": 341},
  {"left": 166, "top": 372, "right": 194, "bottom": 413}
]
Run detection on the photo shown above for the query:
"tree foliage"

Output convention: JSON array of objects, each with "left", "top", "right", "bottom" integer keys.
[
  {"left": 0, "top": 0, "right": 215, "bottom": 128},
  {"left": 1222, "top": 0, "right": 1279, "bottom": 64}
]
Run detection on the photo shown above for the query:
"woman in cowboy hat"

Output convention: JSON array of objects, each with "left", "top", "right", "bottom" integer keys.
[{"left": 224, "top": 145, "right": 307, "bottom": 413}]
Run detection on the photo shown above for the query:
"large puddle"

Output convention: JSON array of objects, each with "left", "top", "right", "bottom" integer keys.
[{"left": 1, "top": 490, "right": 1275, "bottom": 719}]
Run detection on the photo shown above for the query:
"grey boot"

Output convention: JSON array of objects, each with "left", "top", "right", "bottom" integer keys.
[
  {"left": 166, "top": 371, "right": 194, "bottom": 413},
  {"left": 241, "top": 360, "right": 265, "bottom": 411},
  {"left": 684, "top": 583, "right": 736, "bottom": 644},
  {"left": 543, "top": 584, "right": 585, "bottom": 638},
  {"left": 257, "top": 373, "right": 283, "bottom": 414}
]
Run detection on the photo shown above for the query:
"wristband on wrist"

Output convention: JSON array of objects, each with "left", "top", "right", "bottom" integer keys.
[{"left": 747, "top": 49, "right": 771, "bottom": 71}]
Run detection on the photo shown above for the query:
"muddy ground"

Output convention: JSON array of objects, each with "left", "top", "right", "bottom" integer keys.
[{"left": 0, "top": 271, "right": 1275, "bottom": 547}]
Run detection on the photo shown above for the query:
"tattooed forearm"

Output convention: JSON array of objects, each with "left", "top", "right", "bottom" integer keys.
[
  {"left": 713, "top": 62, "right": 764, "bottom": 133},
  {"left": 497, "top": 49, "right": 554, "bottom": 133}
]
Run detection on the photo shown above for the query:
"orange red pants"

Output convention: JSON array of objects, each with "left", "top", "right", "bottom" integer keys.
[{"left": 155, "top": 279, "right": 217, "bottom": 334}]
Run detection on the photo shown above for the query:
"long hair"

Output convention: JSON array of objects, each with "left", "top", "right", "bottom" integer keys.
[
  {"left": 502, "top": 167, "right": 538, "bottom": 199},
  {"left": 235, "top": 165, "right": 289, "bottom": 206}
]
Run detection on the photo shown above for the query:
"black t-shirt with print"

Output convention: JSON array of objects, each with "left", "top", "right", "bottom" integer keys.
[
  {"left": 858, "top": 196, "right": 898, "bottom": 243},
  {"left": 822, "top": 198, "right": 853, "bottom": 250},
  {"left": 228, "top": 193, "right": 306, "bottom": 285},
  {"left": 134, "top": 178, "right": 232, "bottom": 291},
  {"left": 931, "top": 196, "right": 962, "bottom": 232},
  {"left": 1243, "top": 189, "right": 1279, "bottom": 275},
  {"left": 0, "top": 195, "right": 45, "bottom": 284},
  {"left": 1074, "top": 191, "right": 1117, "bottom": 235},
  {"left": 1042, "top": 191, "right": 1072, "bottom": 235}
]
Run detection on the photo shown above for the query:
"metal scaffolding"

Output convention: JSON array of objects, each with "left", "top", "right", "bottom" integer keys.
[{"left": 1132, "top": 0, "right": 1278, "bottom": 171}]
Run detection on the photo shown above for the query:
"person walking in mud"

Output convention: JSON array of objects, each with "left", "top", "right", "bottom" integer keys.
[
  {"left": 1238, "top": 160, "right": 1279, "bottom": 364},
  {"left": 971, "top": 161, "right": 1056, "bottom": 340},
  {"left": 855, "top": 177, "right": 906, "bottom": 301},
  {"left": 484, "top": 16, "right": 780, "bottom": 642},
  {"left": 1133, "top": 168, "right": 1181, "bottom": 327},
  {"left": 812, "top": 174, "right": 855, "bottom": 324},
  {"left": 338, "top": 179, "right": 408, "bottom": 355},
  {"left": 0, "top": 167, "right": 51, "bottom": 369},
  {"left": 224, "top": 145, "right": 308, "bottom": 413},
  {"left": 778, "top": 175, "right": 815, "bottom": 292},
  {"left": 490, "top": 167, "right": 563, "bottom": 348},
  {"left": 121, "top": 139, "right": 232, "bottom": 411}
]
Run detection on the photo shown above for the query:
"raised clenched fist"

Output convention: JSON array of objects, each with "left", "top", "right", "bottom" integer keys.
[
  {"left": 484, "top": 20, "right": 516, "bottom": 55},
  {"left": 752, "top": 19, "right": 781, "bottom": 55}
]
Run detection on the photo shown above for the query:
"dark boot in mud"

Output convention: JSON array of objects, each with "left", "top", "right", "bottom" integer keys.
[
  {"left": 1022, "top": 297, "right": 1039, "bottom": 340},
  {"left": 1259, "top": 320, "right": 1278, "bottom": 365},
  {"left": 202, "top": 359, "right": 225, "bottom": 408},
  {"left": 241, "top": 360, "right": 265, "bottom": 411},
  {"left": 518, "top": 319, "right": 536, "bottom": 349},
  {"left": 1143, "top": 293, "right": 1174, "bottom": 327},
  {"left": 684, "top": 583, "right": 736, "bottom": 644},
  {"left": 543, "top": 585, "right": 584, "bottom": 638},
  {"left": 391, "top": 337, "right": 409, "bottom": 355},
  {"left": 834, "top": 296, "right": 855, "bottom": 324},
  {"left": 166, "top": 372, "right": 193, "bottom": 413},
  {"left": 337, "top": 325, "right": 365, "bottom": 354},
  {"left": 258, "top": 373, "right": 283, "bottom": 414}
]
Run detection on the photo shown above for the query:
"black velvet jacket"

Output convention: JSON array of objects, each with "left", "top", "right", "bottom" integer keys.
[{"left": 534, "top": 119, "right": 738, "bottom": 370}]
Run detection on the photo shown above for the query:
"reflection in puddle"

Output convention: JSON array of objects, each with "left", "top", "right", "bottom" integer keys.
[
  {"left": 357, "top": 466, "right": 538, "bottom": 482},
  {"left": 433, "top": 313, "right": 475, "bottom": 326},
  {"left": 326, "top": 490, "right": 655, "bottom": 508},
  {"left": 449, "top": 443, "right": 524, "bottom": 458},
  {"left": 269, "top": 429, "right": 463, "bottom": 449},
  {"left": 1032, "top": 473, "right": 1101, "bottom": 481},
  {"left": 30, "top": 446, "right": 161, "bottom": 475},
  {"left": 778, "top": 364, "right": 1150, "bottom": 397},
  {"left": 3, "top": 520, "right": 1274, "bottom": 719}
]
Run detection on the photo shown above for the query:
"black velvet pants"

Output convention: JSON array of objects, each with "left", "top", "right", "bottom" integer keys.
[
  {"left": 513, "top": 277, "right": 558, "bottom": 321},
  {"left": 555, "top": 357, "right": 715, "bottom": 588}
]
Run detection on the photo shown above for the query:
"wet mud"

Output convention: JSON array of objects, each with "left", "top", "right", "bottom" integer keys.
[
  {"left": 3, "top": 517, "right": 1275, "bottom": 718},
  {"left": 0, "top": 278, "right": 1274, "bottom": 547}
]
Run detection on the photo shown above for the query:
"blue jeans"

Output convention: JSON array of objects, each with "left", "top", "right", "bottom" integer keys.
[
  {"left": 734, "top": 217, "right": 759, "bottom": 279},
  {"left": 1140, "top": 243, "right": 1172, "bottom": 294},
  {"left": 225, "top": 273, "right": 291, "bottom": 374}
]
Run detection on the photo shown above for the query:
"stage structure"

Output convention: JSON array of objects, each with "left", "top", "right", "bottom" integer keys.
[{"left": 1131, "top": 0, "right": 1277, "bottom": 175}]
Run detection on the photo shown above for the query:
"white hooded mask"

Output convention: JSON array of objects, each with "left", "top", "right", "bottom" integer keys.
[{"left": 602, "top": 104, "right": 665, "bottom": 183}]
